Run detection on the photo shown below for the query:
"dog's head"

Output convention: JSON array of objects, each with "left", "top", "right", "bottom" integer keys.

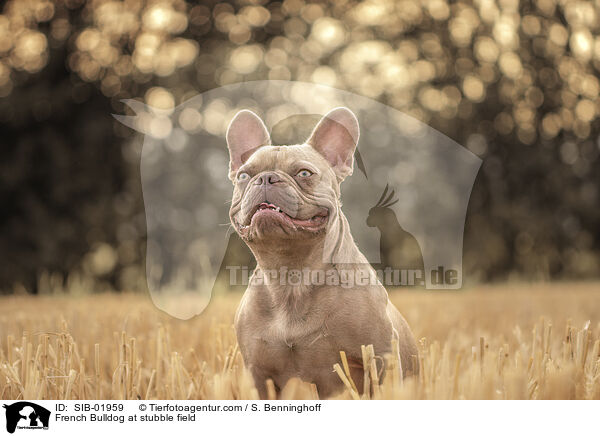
[{"left": 226, "top": 108, "right": 359, "bottom": 246}]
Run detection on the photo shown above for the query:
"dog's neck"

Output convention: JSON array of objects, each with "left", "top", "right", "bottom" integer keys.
[
  {"left": 249, "top": 234, "right": 328, "bottom": 276},
  {"left": 247, "top": 210, "right": 372, "bottom": 315}
]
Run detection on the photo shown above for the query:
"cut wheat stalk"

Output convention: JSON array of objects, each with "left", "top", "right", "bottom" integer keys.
[
  {"left": 265, "top": 379, "right": 277, "bottom": 400},
  {"left": 333, "top": 363, "right": 360, "bottom": 400},
  {"left": 339, "top": 351, "right": 358, "bottom": 393},
  {"left": 360, "top": 345, "right": 370, "bottom": 400}
]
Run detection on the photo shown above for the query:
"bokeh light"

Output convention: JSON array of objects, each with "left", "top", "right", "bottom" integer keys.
[{"left": 1, "top": 0, "right": 600, "bottom": 291}]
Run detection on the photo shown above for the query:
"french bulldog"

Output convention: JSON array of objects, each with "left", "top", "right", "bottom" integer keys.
[{"left": 226, "top": 107, "right": 418, "bottom": 398}]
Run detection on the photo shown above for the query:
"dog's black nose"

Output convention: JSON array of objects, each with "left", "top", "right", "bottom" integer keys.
[{"left": 255, "top": 172, "right": 281, "bottom": 185}]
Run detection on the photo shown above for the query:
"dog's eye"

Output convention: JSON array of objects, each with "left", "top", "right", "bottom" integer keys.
[
  {"left": 296, "top": 169, "right": 313, "bottom": 178},
  {"left": 237, "top": 172, "right": 250, "bottom": 182}
]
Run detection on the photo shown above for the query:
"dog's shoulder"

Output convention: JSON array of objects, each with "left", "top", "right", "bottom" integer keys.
[
  {"left": 315, "top": 282, "right": 395, "bottom": 349},
  {"left": 234, "top": 284, "right": 268, "bottom": 326}
]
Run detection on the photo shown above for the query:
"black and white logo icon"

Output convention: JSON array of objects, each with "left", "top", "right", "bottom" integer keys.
[{"left": 2, "top": 402, "right": 50, "bottom": 433}]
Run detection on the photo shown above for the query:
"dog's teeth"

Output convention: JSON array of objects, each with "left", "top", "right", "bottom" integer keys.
[{"left": 276, "top": 207, "right": 281, "bottom": 212}]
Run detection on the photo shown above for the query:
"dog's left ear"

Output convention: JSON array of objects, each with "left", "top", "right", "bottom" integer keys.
[
  {"left": 306, "top": 107, "right": 359, "bottom": 182},
  {"left": 226, "top": 110, "right": 271, "bottom": 181}
]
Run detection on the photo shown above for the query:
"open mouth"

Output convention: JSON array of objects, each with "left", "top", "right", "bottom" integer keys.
[{"left": 237, "top": 202, "right": 328, "bottom": 233}]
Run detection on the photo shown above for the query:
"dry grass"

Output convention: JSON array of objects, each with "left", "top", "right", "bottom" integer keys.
[{"left": 1, "top": 282, "right": 599, "bottom": 400}]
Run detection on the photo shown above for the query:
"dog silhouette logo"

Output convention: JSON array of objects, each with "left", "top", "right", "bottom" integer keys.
[{"left": 2, "top": 402, "right": 50, "bottom": 433}]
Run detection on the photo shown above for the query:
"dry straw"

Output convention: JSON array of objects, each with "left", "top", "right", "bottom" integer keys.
[{"left": 1, "top": 285, "right": 599, "bottom": 400}]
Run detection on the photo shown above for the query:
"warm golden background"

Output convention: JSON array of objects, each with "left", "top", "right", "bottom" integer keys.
[
  {"left": 1, "top": 0, "right": 599, "bottom": 290},
  {"left": 0, "top": 0, "right": 599, "bottom": 399}
]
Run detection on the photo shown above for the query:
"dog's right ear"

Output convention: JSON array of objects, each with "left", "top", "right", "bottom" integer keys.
[{"left": 226, "top": 110, "right": 270, "bottom": 181}]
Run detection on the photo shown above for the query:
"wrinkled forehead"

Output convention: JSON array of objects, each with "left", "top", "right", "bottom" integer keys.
[{"left": 244, "top": 144, "right": 328, "bottom": 171}]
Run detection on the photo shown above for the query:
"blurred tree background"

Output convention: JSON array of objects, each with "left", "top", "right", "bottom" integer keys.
[{"left": 0, "top": 0, "right": 599, "bottom": 294}]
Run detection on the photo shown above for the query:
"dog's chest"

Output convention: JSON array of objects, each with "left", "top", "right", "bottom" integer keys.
[
  {"left": 245, "top": 308, "right": 338, "bottom": 373},
  {"left": 254, "top": 307, "right": 323, "bottom": 349}
]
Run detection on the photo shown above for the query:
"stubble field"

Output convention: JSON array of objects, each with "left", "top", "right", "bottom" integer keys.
[{"left": 1, "top": 282, "right": 599, "bottom": 400}]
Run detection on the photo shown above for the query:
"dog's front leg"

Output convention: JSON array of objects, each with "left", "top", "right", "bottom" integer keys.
[{"left": 248, "top": 365, "right": 278, "bottom": 399}]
